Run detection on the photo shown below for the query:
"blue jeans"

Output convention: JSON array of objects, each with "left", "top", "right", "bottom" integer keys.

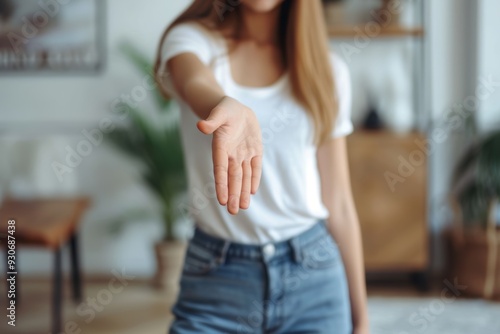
[{"left": 169, "top": 220, "right": 352, "bottom": 334}]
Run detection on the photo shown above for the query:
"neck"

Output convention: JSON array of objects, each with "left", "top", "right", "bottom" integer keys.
[{"left": 239, "top": 6, "right": 281, "bottom": 45}]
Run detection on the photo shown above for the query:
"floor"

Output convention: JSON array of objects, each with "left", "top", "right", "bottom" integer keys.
[
  {"left": 1, "top": 278, "right": 500, "bottom": 334},
  {"left": 1, "top": 278, "right": 176, "bottom": 334}
]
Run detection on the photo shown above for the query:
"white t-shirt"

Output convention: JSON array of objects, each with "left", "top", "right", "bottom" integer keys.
[{"left": 160, "top": 22, "right": 353, "bottom": 244}]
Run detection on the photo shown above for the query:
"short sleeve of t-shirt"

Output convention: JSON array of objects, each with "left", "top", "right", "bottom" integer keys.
[
  {"left": 158, "top": 23, "right": 216, "bottom": 95},
  {"left": 330, "top": 53, "right": 354, "bottom": 138}
]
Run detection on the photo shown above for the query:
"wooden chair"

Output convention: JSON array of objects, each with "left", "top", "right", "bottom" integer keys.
[{"left": 0, "top": 197, "right": 90, "bottom": 334}]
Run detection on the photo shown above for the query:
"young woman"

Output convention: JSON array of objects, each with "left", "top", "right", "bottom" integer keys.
[{"left": 155, "top": 0, "right": 369, "bottom": 333}]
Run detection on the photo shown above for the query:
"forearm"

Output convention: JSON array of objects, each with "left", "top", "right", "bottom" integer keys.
[
  {"left": 326, "top": 204, "right": 369, "bottom": 328},
  {"left": 179, "top": 76, "right": 226, "bottom": 119},
  {"left": 166, "top": 53, "right": 227, "bottom": 120},
  {"left": 317, "top": 138, "right": 368, "bottom": 328}
]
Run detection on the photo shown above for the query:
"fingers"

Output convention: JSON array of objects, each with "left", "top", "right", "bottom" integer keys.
[
  {"left": 197, "top": 107, "right": 225, "bottom": 135},
  {"left": 214, "top": 155, "right": 253, "bottom": 214},
  {"left": 250, "top": 155, "right": 262, "bottom": 194},
  {"left": 202, "top": 100, "right": 262, "bottom": 214},
  {"left": 212, "top": 144, "right": 229, "bottom": 206},
  {"left": 240, "top": 160, "right": 252, "bottom": 210},
  {"left": 227, "top": 157, "right": 243, "bottom": 215}
]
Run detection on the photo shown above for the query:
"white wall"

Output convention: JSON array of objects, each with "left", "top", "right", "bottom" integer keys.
[
  {"left": 477, "top": 0, "right": 500, "bottom": 132},
  {"left": 425, "top": 0, "right": 500, "bottom": 270},
  {"left": 0, "top": 0, "right": 190, "bottom": 125},
  {"left": 0, "top": 0, "right": 191, "bottom": 277},
  {"left": 426, "top": 0, "right": 477, "bottom": 227}
]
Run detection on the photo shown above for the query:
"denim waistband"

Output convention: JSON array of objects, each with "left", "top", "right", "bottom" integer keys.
[{"left": 191, "top": 220, "right": 330, "bottom": 263}]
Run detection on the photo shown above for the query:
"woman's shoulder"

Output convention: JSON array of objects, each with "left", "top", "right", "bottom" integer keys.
[{"left": 161, "top": 20, "right": 224, "bottom": 66}]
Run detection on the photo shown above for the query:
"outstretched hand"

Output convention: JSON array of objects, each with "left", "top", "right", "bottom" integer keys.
[{"left": 197, "top": 96, "right": 263, "bottom": 215}]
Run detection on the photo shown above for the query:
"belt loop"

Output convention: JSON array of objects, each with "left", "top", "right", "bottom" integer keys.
[
  {"left": 289, "top": 237, "right": 302, "bottom": 264},
  {"left": 217, "top": 240, "right": 231, "bottom": 265}
]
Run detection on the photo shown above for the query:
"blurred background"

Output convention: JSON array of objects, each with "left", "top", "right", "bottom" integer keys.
[{"left": 1, "top": 0, "right": 500, "bottom": 333}]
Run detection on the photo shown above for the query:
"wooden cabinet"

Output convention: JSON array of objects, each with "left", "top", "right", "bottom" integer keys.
[{"left": 347, "top": 131, "right": 428, "bottom": 272}]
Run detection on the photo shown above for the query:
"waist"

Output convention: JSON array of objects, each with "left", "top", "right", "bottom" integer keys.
[{"left": 191, "top": 219, "right": 330, "bottom": 262}]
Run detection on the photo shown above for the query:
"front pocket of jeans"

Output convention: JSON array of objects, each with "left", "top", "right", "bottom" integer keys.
[
  {"left": 300, "top": 236, "right": 339, "bottom": 270},
  {"left": 182, "top": 242, "right": 218, "bottom": 275}
]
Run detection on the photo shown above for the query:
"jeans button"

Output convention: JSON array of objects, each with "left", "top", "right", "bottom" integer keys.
[{"left": 262, "top": 243, "right": 275, "bottom": 257}]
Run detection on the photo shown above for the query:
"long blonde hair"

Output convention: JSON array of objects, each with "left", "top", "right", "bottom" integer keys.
[{"left": 155, "top": 0, "right": 337, "bottom": 145}]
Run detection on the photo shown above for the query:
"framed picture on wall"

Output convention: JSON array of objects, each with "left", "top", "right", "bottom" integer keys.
[{"left": 0, "top": 0, "right": 105, "bottom": 73}]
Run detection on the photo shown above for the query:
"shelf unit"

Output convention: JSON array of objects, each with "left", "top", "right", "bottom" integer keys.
[{"left": 326, "top": 0, "right": 429, "bottom": 288}]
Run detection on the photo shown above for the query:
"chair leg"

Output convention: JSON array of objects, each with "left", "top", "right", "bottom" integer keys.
[
  {"left": 53, "top": 247, "right": 62, "bottom": 334},
  {"left": 69, "top": 233, "right": 82, "bottom": 303}
]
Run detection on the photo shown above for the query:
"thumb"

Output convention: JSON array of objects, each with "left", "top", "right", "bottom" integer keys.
[{"left": 197, "top": 107, "right": 226, "bottom": 135}]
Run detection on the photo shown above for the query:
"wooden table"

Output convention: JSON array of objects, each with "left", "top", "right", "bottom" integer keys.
[{"left": 0, "top": 197, "right": 90, "bottom": 334}]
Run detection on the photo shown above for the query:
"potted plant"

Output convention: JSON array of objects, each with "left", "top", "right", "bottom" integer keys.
[
  {"left": 107, "top": 42, "right": 188, "bottom": 290},
  {"left": 448, "top": 127, "right": 500, "bottom": 299}
]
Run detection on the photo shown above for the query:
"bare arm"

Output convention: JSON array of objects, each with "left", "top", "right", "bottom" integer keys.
[
  {"left": 317, "top": 137, "right": 369, "bottom": 333},
  {"left": 167, "top": 53, "right": 225, "bottom": 119},
  {"left": 164, "top": 53, "right": 263, "bottom": 215}
]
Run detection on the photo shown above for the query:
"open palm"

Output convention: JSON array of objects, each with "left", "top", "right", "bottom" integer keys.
[{"left": 197, "top": 97, "right": 263, "bottom": 215}]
